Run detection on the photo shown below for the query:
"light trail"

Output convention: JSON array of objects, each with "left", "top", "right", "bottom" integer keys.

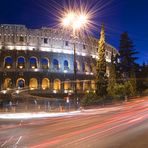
[
  {"left": 30, "top": 106, "right": 148, "bottom": 148},
  {"left": 0, "top": 111, "right": 81, "bottom": 119},
  {"left": 15, "top": 136, "right": 22, "bottom": 146},
  {"left": 1, "top": 136, "right": 13, "bottom": 147}
]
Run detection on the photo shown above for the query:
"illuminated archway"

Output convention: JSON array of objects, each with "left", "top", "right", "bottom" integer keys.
[
  {"left": 4, "top": 56, "right": 13, "bottom": 69},
  {"left": 42, "top": 78, "right": 50, "bottom": 90},
  {"left": 53, "top": 59, "right": 59, "bottom": 70},
  {"left": 83, "top": 80, "right": 89, "bottom": 90},
  {"left": 3, "top": 78, "right": 12, "bottom": 89},
  {"left": 41, "top": 58, "right": 49, "bottom": 69},
  {"left": 76, "top": 80, "right": 81, "bottom": 90},
  {"left": 16, "top": 78, "right": 25, "bottom": 88},
  {"left": 17, "top": 56, "right": 25, "bottom": 69},
  {"left": 85, "top": 63, "right": 90, "bottom": 72},
  {"left": 91, "top": 80, "right": 96, "bottom": 90},
  {"left": 76, "top": 61, "right": 80, "bottom": 71},
  {"left": 29, "top": 78, "right": 38, "bottom": 89},
  {"left": 29, "top": 57, "right": 38, "bottom": 69},
  {"left": 64, "top": 80, "right": 71, "bottom": 90},
  {"left": 64, "top": 60, "right": 69, "bottom": 70},
  {"left": 93, "top": 63, "right": 96, "bottom": 73},
  {"left": 53, "top": 79, "right": 61, "bottom": 90},
  {"left": 90, "top": 65, "right": 93, "bottom": 72},
  {"left": 82, "top": 63, "right": 85, "bottom": 72}
]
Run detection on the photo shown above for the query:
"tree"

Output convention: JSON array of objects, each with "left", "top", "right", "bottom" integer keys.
[
  {"left": 117, "top": 32, "right": 138, "bottom": 79},
  {"left": 96, "top": 24, "right": 107, "bottom": 97},
  {"left": 107, "top": 49, "right": 116, "bottom": 98},
  {"left": 129, "top": 68, "right": 137, "bottom": 96},
  {"left": 136, "top": 62, "right": 148, "bottom": 94}
]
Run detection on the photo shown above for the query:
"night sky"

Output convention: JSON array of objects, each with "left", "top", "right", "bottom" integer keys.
[{"left": 0, "top": 0, "right": 147, "bottom": 64}]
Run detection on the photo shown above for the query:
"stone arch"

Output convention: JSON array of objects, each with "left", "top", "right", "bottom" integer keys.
[
  {"left": 85, "top": 63, "right": 90, "bottom": 72},
  {"left": 16, "top": 78, "right": 25, "bottom": 88},
  {"left": 29, "top": 78, "right": 38, "bottom": 89},
  {"left": 64, "top": 80, "right": 71, "bottom": 90},
  {"left": 76, "top": 80, "right": 81, "bottom": 90},
  {"left": 82, "top": 62, "right": 85, "bottom": 72},
  {"left": 76, "top": 60, "right": 80, "bottom": 71},
  {"left": 53, "top": 59, "right": 59, "bottom": 70},
  {"left": 83, "top": 80, "right": 89, "bottom": 90},
  {"left": 41, "top": 57, "right": 50, "bottom": 69},
  {"left": 64, "top": 60, "right": 69, "bottom": 70},
  {"left": 91, "top": 80, "right": 96, "bottom": 90},
  {"left": 4, "top": 56, "right": 13, "bottom": 69},
  {"left": 17, "top": 56, "right": 25, "bottom": 69},
  {"left": 53, "top": 79, "right": 61, "bottom": 90},
  {"left": 3, "top": 78, "right": 12, "bottom": 89},
  {"left": 91, "top": 63, "right": 96, "bottom": 74},
  {"left": 42, "top": 78, "right": 50, "bottom": 90},
  {"left": 90, "top": 64, "right": 93, "bottom": 72},
  {"left": 29, "top": 56, "right": 38, "bottom": 69}
]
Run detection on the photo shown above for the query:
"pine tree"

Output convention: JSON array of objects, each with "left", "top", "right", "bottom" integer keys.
[
  {"left": 107, "top": 50, "right": 116, "bottom": 97},
  {"left": 96, "top": 24, "right": 107, "bottom": 97},
  {"left": 118, "top": 32, "right": 138, "bottom": 79}
]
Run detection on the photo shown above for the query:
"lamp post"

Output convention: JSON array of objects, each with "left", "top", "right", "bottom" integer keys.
[{"left": 62, "top": 12, "right": 89, "bottom": 109}]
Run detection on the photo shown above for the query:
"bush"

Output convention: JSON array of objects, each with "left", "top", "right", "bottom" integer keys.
[{"left": 81, "top": 92, "right": 101, "bottom": 107}]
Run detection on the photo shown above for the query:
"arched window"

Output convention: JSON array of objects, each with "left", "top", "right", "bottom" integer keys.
[
  {"left": 82, "top": 63, "right": 85, "bottom": 72},
  {"left": 42, "top": 78, "right": 50, "bottom": 90},
  {"left": 91, "top": 80, "right": 96, "bottom": 90},
  {"left": 90, "top": 65, "right": 93, "bottom": 72},
  {"left": 29, "top": 57, "right": 38, "bottom": 69},
  {"left": 3, "top": 78, "right": 12, "bottom": 89},
  {"left": 17, "top": 57, "right": 25, "bottom": 69},
  {"left": 53, "top": 79, "right": 61, "bottom": 90},
  {"left": 83, "top": 80, "right": 89, "bottom": 90},
  {"left": 64, "top": 60, "right": 69, "bottom": 70},
  {"left": 85, "top": 63, "right": 90, "bottom": 72},
  {"left": 29, "top": 78, "right": 38, "bottom": 89},
  {"left": 64, "top": 80, "right": 71, "bottom": 90},
  {"left": 76, "top": 61, "right": 80, "bottom": 71},
  {"left": 76, "top": 80, "right": 81, "bottom": 90},
  {"left": 4, "top": 56, "right": 13, "bottom": 69},
  {"left": 53, "top": 59, "right": 59, "bottom": 70},
  {"left": 17, "top": 78, "right": 25, "bottom": 88},
  {"left": 91, "top": 63, "right": 96, "bottom": 74},
  {"left": 41, "top": 58, "right": 49, "bottom": 69}
]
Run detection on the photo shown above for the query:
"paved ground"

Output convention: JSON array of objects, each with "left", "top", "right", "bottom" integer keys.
[{"left": 0, "top": 96, "right": 148, "bottom": 148}]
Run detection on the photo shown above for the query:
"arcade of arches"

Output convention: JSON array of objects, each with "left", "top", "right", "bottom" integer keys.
[
  {"left": 2, "top": 78, "right": 96, "bottom": 91},
  {"left": 2, "top": 56, "right": 95, "bottom": 74}
]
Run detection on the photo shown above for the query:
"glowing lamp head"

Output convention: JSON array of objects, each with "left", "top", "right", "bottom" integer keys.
[
  {"left": 73, "top": 14, "right": 88, "bottom": 30},
  {"left": 62, "top": 12, "right": 75, "bottom": 27},
  {"left": 62, "top": 11, "right": 89, "bottom": 31}
]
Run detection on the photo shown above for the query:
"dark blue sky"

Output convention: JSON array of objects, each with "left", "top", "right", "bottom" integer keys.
[{"left": 0, "top": 0, "right": 147, "bottom": 64}]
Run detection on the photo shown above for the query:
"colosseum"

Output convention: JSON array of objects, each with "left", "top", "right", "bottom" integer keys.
[{"left": 0, "top": 24, "right": 118, "bottom": 97}]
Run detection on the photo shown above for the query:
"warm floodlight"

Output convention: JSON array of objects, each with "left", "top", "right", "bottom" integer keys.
[{"left": 62, "top": 11, "right": 89, "bottom": 31}]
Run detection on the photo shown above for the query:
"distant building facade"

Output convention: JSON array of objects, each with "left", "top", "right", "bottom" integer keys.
[{"left": 0, "top": 24, "right": 118, "bottom": 94}]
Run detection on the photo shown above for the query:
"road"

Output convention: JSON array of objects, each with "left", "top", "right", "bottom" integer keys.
[{"left": 0, "top": 97, "right": 148, "bottom": 148}]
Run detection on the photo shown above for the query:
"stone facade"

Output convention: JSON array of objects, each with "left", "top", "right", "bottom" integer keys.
[{"left": 0, "top": 24, "right": 118, "bottom": 94}]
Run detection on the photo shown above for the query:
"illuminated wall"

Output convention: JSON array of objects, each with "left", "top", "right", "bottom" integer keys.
[{"left": 0, "top": 24, "right": 118, "bottom": 93}]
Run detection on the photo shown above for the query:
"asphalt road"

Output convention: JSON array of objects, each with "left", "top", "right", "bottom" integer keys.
[{"left": 0, "top": 97, "right": 148, "bottom": 148}]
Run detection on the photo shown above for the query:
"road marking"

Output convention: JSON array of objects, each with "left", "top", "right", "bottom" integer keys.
[
  {"left": 15, "top": 136, "right": 22, "bottom": 146},
  {"left": 1, "top": 136, "right": 13, "bottom": 147}
]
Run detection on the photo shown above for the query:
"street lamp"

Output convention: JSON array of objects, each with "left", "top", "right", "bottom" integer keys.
[{"left": 61, "top": 11, "right": 89, "bottom": 109}]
